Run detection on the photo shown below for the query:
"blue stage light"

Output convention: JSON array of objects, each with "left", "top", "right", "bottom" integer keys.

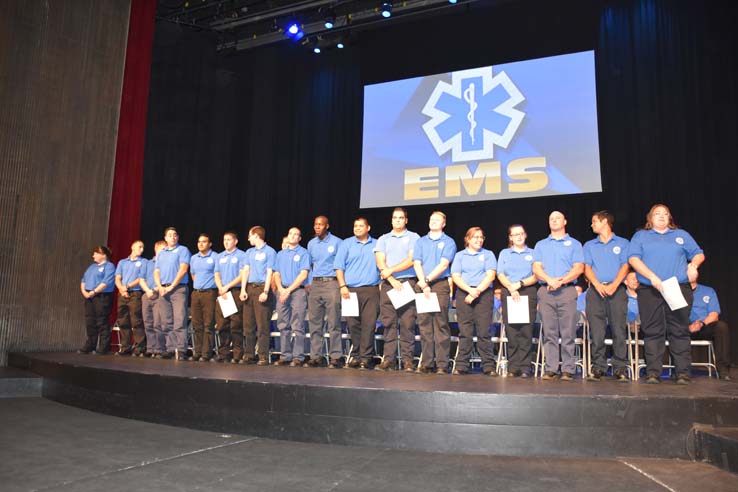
[
  {"left": 294, "top": 30, "right": 305, "bottom": 41},
  {"left": 380, "top": 2, "right": 392, "bottom": 18},
  {"left": 448, "top": 0, "right": 458, "bottom": 4},
  {"left": 313, "top": 47, "right": 321, "bottom": 54},
  {"left": 337, "top": 42, "right": 344, "bottom": 49},
  {"left": 325, "top": 20, "right": 334, "bottom": 29},
  {"left": 287, "top": 23, "right": 299, "bottom": 35}
]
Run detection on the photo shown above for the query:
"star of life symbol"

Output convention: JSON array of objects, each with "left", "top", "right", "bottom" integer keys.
[{"left": 422, "top": 67, "right": 525, "bottom": 163}]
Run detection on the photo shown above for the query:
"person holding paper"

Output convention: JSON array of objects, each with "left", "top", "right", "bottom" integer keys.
[
  {"left": 273, "top": 227, "right": 311, "bottom": 367},
  {"left": 583, "top": 211, "right": 630, "bottom": 382},
  {"left": 413, "top": 211, "right": 457, "bottom": 375},
  {"left": 114, "top": 240, "right": 145, "bottom": 356},
  {"left": 189, "top": 234, "right": 218, "bottom": 362},
  {"left": 497, "top": 224, "right": 538, "bottom": 378},
  {"left": 450, "top": 227, "right": 498, "bottom": 375},
  {"left": 239, "top": 226, "right": 276, "bottom": 365},
  {"left": 154, "top": 227, "right": 192, "bottom": 360},
  {"left": 213, "top": 231, "right": 246, "bottom": 363},
  {"left": 79, "top": 245, "right": 116, "bottom": 354},
  {"left": 374, "top": 208, "right": 420, "bottom": 372},
  {"left": 306, "top": 216, "right": 343, "bottom": 368},
  {"left": 139, "top": 241, "right": 166, "bottom": 358},
  {"left": 335, "top": 218, "right": 381, "bottom": 369},
  {"left": 689, "top": 282, "right": 731, "bottom": 380},
  {"left": 628, "top": 204, "right": 704, "bottom": 385},
  {"left": 532, "top": 211, "right": 584, "bottom": 381}
]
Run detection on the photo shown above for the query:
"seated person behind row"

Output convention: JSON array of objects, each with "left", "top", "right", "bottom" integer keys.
[{"left": 689, "top": 281, "right": 731, "bottom": 380}]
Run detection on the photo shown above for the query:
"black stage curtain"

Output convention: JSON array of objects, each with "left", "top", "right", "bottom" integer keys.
[{"left": 141, "top": 0, "right": 738, "bottom": 361}]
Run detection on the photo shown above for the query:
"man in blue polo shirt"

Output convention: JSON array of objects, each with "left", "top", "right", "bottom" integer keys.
[
  {"left": 139, "top": 240, "right": 166, "bottom": 357},
  {"left": 413, "top": 211, "right": 457, "bottom": 374},
  {"left": 689, "top": 281, "right": 732, "bottom": 380},
  {"left": 213, "top": 231, "right": 246, "bottom": 363},
  {"left": 335, "top": 218, "right": 381, "bottom": 370},
  {"left": 239, "top": 226, "right": 276, "bottom": 365},
  {"left": 374, "top": 207, "right": 420, "bottom": 372},
  {"left": 625, "top": 271, "right": 639, "bottom": 323},
  {"left": 189, "top": 233, "right": 217, "bottom": 362},
  {"left": 274, "top": 227, "right": 311, "bottom": 366},
  {"left": 114, "top": 240, "right": 146, "bottom": 356},
  {"left": 532, "top": 211, "right": 584, "bottom": 381},
  {"left": 583, "top": 211, "right": 630, "bottom": 382},
  {"left": 306, "top": 216, "right": 343, "bottom": 368},
  {"left": 154, "top": 227, "right": 191, "bottom": 360}
]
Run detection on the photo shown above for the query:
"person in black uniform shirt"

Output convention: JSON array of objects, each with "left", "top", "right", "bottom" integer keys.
[{"left": 79, "top": 245, "right": 116, "bottom": 354}]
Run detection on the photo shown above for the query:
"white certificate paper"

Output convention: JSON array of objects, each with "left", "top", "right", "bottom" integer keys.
[
  {"left": 414, "top": 292, "right": 441, "bottom": 314},
  {"left": 661, "top": 276, "right": 688, "bottom": 311},
  {"left": 506, "top": 295, "right": 530, "bottom": 324},
  {"left": 386, "top": 282, "right": 415, "bottom": 309},
  {"left": 341, "top": 292, "right": 359, "bottom": 317},
  {"left": 217, "top": 291, "right": 238, "bottom": 318}
]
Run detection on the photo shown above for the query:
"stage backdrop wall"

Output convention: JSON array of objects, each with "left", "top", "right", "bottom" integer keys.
[
  {"left": 0, "top": 0, "right": 131, "bottom": 365},
  {"left": 141, "top": 0, "right": 738, "bottom": 362}
]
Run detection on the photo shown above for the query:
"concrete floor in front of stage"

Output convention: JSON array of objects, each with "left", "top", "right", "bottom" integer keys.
[{"left": 0, "top": 398, "right": 736, "bottom": 492}]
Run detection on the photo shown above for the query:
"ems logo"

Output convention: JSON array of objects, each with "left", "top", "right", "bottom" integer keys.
[
  {"left": 220, "top": 258, "right": 227, "bottom": 264},
  {"left": 402, "top": 236, "right": 409, "bottom": 243},
  {"left": 293, "top": 255, "right": 301, "bottom": 262},
  {"left": 231, "top": 257, "right": 238, "bottom": 264},
  {"left": 438, "top": 242, "right": 445, "bottom": 250},
  {"left": 207, "top": 258, "right": 213, "bottom": 264},
  {"left": 479, "top": 255, "right": 485, "bottom": 262},
  {"left": 98, "top": 267, "right": 104, "bottom": 273},
  {"left": 255, "top": 253, "right": 266, "bottom": 261},
  {"left": 613, "top": 246, "right": 621, "bottom": 255},
  {"left": 564, "top": 240, "right": 572, "bottom": 247},
  {"left": 328, "top": 246, "right": 335, "bottom": 253},
  {"left": 703, "top": 295, "right": 710, "bottom": 303},
  {"left": 421, "top": 66, "right": 525, "bottom": 163},
  {"left": 135, "top": 261, "right": 142, "bottom": 267},
  {"left": 525, "top": 254, "right": 533, "bottom": 261},
  {"left": 675, "top": 237, "right": 684, "bottom": 245}
]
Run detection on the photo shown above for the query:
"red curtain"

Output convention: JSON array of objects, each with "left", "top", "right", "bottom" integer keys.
[{"left": 107, "top": 0, "right": 157, "bottom": 332}]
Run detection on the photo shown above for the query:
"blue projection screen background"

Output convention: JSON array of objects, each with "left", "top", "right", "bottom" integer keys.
[{"left": 360, "top": 51, "right": 602, "bottom": 208}]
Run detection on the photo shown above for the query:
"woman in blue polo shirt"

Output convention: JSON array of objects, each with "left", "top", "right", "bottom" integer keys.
[
  {"left": 79, "top": 245, "right": 116, "bottom": 354},
  {"left": 496, "top": 224, "right": 538, "bottom": 377},
  {"left": 450, "top": 227, "right": 497, "bottom": 375},
  {"left": 628, "top": 204, "right": 705, "bottom": 385}
]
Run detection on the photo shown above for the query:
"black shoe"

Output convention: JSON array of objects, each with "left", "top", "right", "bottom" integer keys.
[
  {"left": 358, "top": 361, "right": 369, "bottom": 370},
  {"left": 403, "top": 361, "right": 415, "bottom": 372},
  {"left": 375, "top": 359, "right": 395, "bottom": 371},
  {"left": 560, "top": 372, "right": 574, "bottom": 381},
  {"left": 644, "top": 373, "right": 661, "bottom": 384},
  {"left": 328, "top": 359, "right": 342, "bottom": 369},
  {"left": 198, "top": 357, "right": 209, "bottom": 362},
  {"left": 346, "top": 359, "right": 362, "bottom": 369},
  {"left": 588, "top": 370, "right": 604, "bottom": 381},
  {"left": 210, "top": 356, "right": 226, "bottom": 363},
  {"left": 509, "top": 369, "right": 521, "bottom": 377},
  {"left": 451, "top": 368, "right": 468, "bottom": 375},
  {"left": 175, "top": 353, "right": 188, "bottom": 361},
  {"left": 676, "top": 374, "right": 691, "bottom": 385},
  {"left": 416, "top": 365, "right": 433, "bottom": 374},
  {"left": 289, "top": 359, "right": 303, "bottom": 367},
  {"left": 484, "top": 368, "right": 498, "bottom": 377},
  {"left": 614, "top": 370, "right": 629, "bottom": 382},
  {"left": 256, "top": 358, "right": 270, "bottom": 366},
  {"left": 114, "top": 350, "right": 132, "bottom": 357},
  {"left": 519, "top": 371, "right": 531, "bottom": 379},
  {"left": 77, "top": 348, "right": 93, "bottom": 354},
  {"left": 240, "top": 356, "right": 257, "bottom": 365},
  {"left": 160, "top": 352, "right": 174, "bottom": 360},
  {"left": 274, "top": 358, "right": 291, "bottom": 366},
  {"left": 435, "top": 367, "right": 448, "bottom": 375},
  {"left": 303, "top": 358, "right": 324, "bottom": 368},
  {"left": 542, "top": 372, "right": 559, "bottom": 380}
]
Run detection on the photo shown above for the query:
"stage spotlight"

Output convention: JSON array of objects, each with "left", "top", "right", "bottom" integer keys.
[
  {"left": 380, "top": 2, "right": 392, "bottom": 18},
  {"left": 337, "top": 42, "right": 344, "bottom": 49},
  {"left": 314, "top": 46, "right": 321, "bottom": 54},
  {"left": 287, "top": 23, "right": 299, "bottom": 35},
  {"left": 324, "top": 8, "right": 336, "bottom": 29},
  {"left": 448, "top": 0, "right": 458, "bottom": 4}
]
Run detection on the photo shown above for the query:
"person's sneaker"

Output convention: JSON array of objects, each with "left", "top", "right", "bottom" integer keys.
[
  {"left": 328, "top": 359, "right": 342, "bottom": 369},
  {"left": 519, "top": 371, "right": 531, "bottom": 379},
  {"left": 160, "top": 352, "right": 174, "bottom": 360},
  {"left": 210, "top": 356, "right": 226, "bottom": 363},
  {"left": 613, "top": 370, "right": 629, "bottom": 382},
  {"left": 403, "top": 361, "right": 415, "bottom": 372},
  {"left": 375, "top": 359, "right": 395, "bottom": 371},
  {"left": 289, "top": 359, "right": 303, "bottom": 367},
  {"left": 175, "top": 353, "right": 188, "bottom": 361},
  {"left": 676, "top": 373, "right": 691, "bottom": 385},
  {"left": 256, "top": 358, "right": 270, "bottom": 366},
  {"left": 484, "top": 368, "right": 498, "bottom": 377},
  {"left": 416, "top": 366, "right": 433, "bottom": 374},
  {"left": 559, "top": 372, "right": 574, "bottom": 381},
  {"left": 435, "top": 367, "right": 447, "bottom": 375},
  {"left": 542, "top": 372, "right": 559, "bottom": 380},
  {"left": 587, "top": 370, "right": 604, "bottom": 381},
  {"left": 509, "top": 369, "right": 521, "bottom": 377},
  {"left": 358, "top": 361, "right": 369, "bottom": 370},
  {"left": 451, "top": 368, "right": 468, "bottom": 375},
  {"left": 274, "top": 359, "right": 291, "bottom": 366},
  {"left": 644, "top": 373, "right": 661, "bottom": 384},
  {"left": 198, "top": 357, "right": 209, "bottom": 362},
  {"left": 346, "top": 359, "right": 362, "bottom": 369}
]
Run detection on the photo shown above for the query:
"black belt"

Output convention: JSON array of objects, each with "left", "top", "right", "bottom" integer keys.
[
  {"left": 161, "top": 283, "right": 172, "bottom": 287},
  {"left": 542, "top": 282, "right": 574, "bottom": 287},
  {"left": 194, "top": 288, "right": 217, "bottom": 292},
  {"left": 248, "top": 282, "right": 265, "bottom": 287},
  {"left": 428, "top": 277, "right": 447, "bottom": 285},
  {"left": 283, "top": 285, "right": 305, "bottom": 289},
  {"left": 385, "top": 277, "right": 417, "bottom": 284},
  {"left": 312, "top": 277, "right": 336, "bottom": 282}
]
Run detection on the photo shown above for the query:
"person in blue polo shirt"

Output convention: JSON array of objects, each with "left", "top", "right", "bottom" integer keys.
[
  {"left": 154, "top": 227, "right": 192, "bottom": 360},
  {"left": 306, "top": 216, "right": 343, "bottom": 368},
  {"left": 274, "top": 227, "right": 311, "bottom": 366},
  {"left": 114, "top": 240, "right": 146, "bottom": 356},
  {"left": 689, "top": 281, "right": 731, "bottom": 380},
  {"left": 79, "top": 245, "right": 116, "bottom": 354},
  {"left": 239, "top": 226, "right": 276, "bottom": 364},
  {"left": 139, "top": 241, "right": 166, "bottom": 357},
  {"left": 335, "top": 218, "right": 381, "bottom": 370},
  {"left": 450, "top": 227, "right": 497, "bottom": 375},
  {"left": 374, "top": 207, "right": 420, "bottom": 372},
  {"left": 532, "top": 211, "right": 584, "bottom": 381},
  {"left": 413, "top": 211, "right": 457, "bottom": 374},
  {"left": 629, "top": 204, "right": 705, "bottom": 385},
  {"left": 583, "top": 211, "right": 630, "bottom": 382},
  {"left": 213, "top": 231, "right": 246, "bottom": 363},
  {"left": 497, "top": 224, "right": 538, "bottom": 378},
  {"left": 624, "top": 271, "right": 639, "bottom": 323},
  {"left": 189, "top": 233, "right": 217, "bottom": 362}
]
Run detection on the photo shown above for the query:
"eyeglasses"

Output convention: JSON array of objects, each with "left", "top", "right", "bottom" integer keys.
[{"left": 510, "top": 232, "right": 525, "bottom": 237}]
